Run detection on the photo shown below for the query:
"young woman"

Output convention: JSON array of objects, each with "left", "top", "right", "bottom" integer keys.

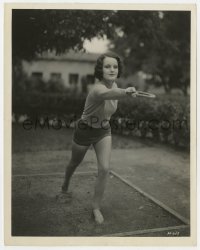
[{"left": 61, "top": 52, "right": 136, "bottom": 224}]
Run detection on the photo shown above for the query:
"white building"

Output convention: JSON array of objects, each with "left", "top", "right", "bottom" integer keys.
[
  {"left": 22, "top": 51, "right": 100, "bottom": 93},
  {"left": 22, "top": 50, "right": 155, "bottom": 93}
]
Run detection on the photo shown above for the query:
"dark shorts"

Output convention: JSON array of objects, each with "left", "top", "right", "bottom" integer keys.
[{"left": 73, "top": 119, "right": 111, "bottom": 146}]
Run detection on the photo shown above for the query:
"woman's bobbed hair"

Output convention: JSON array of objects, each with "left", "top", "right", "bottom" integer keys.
[{"left": 94, "top": 52, "right": 123, "bottom": 81}]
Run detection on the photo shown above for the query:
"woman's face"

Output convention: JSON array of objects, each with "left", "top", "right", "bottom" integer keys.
[{"left": 102, "top": 57, "right": 118, "bottom": 83}]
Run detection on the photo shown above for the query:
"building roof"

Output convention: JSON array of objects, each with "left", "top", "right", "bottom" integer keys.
[{"left": 37, "top": 50, "right": 100, "bottom": 63}]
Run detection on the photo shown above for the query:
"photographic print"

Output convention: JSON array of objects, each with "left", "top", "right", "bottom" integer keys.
[{"left": 4, "top": 3, "right": 196, "bottom": 246}]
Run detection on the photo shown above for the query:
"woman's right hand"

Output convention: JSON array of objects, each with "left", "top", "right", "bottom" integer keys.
[{"left": 125, "top": 87, "right": 137, "bottom": 96}]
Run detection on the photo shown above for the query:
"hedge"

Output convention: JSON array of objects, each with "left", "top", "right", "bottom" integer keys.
[
  {"left": 111, "top": 95, "right": 190, "bottom": 148},
  {"left": 12, "top": 91, "right": 190, "bottom": 148}
]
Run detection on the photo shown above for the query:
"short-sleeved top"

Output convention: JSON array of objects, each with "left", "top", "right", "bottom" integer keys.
[{"left": 81, "top": 82, "right": 118, "bottom": 128}]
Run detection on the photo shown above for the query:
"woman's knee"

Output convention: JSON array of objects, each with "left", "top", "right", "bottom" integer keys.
[{"left": 98, "top": 163, "right": 110, "bottom": 176}]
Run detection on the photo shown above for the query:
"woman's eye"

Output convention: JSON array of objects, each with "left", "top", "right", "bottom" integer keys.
[{"left": 104, "top": 65, "right": 118, "bottom": 68}]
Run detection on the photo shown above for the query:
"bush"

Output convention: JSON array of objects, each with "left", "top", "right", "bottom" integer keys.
[
  {"left": 12, "top": 91, "right": 86, "bottom": 119},
  {"left": 12, "top": 90, "right": 190, "bottom": 148},
  {"left": 111, "top": 95, "right": 190, "bottom": 148}
]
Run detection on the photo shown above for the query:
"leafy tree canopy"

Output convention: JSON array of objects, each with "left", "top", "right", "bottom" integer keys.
[
  {"left": 12, "top": 9, "right": 191, "bottom": 94},
  {"left": 12, "top": 9, "right": 115, "bottom": 61},
  {"left": 110, "top": 11, "right": 190, "bottom": 94}
]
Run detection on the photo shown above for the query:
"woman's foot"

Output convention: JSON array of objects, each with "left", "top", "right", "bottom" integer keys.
[
  {"left": 56, "top": 191, "right": 72, "bottom": 204},
  {"left": 61, "top": 183, "right": 68, "bottom": 193},
  {"left": 93, "top": 209, "right": 104, "bottom": 224}
]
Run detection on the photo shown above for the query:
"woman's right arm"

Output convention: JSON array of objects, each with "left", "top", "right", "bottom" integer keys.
[{"left": 94, "top": 86, "right": 136, "bottom": 100}]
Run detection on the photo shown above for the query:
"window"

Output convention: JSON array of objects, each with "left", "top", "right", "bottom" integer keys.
[
  {"left": 50, "top": 73, "right": 62, "bottom": 81},
  {"left": 30, "top": 72, "right": 44, "bottom": 91},
  {"left": 31, "top": 72, "right": 43, "bottom": 80},
  {"left": 69, "top": 74, "right": 79, "bottom": 85}
]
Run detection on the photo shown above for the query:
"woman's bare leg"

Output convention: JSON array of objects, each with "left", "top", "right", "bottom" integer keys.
[
  {"left": 92, "top": 136, "right": 112, "bottom": 224},
  {"left": 62, "top": 140, "right": 89, "bottom": 193}
]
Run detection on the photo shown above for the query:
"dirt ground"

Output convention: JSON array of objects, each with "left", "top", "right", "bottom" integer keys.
[
  {"left": 12, "top": 173, "right": 187, "bottom": 236},
  {"left": 11, "top": 124, "right": 190, "bottom": 236}
]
